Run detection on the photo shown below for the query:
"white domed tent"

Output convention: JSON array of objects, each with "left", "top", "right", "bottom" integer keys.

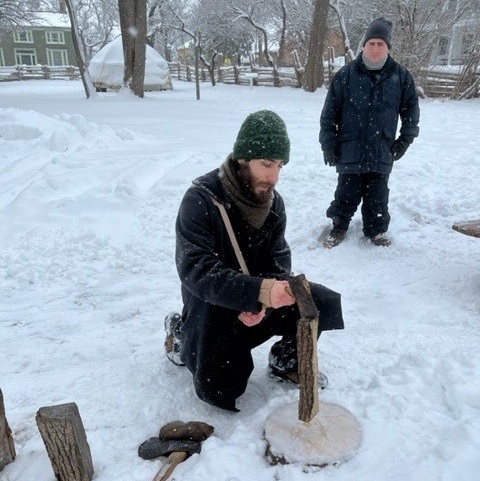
[{"left": 89, "top": 37, "right": 172, "bottom": 91}]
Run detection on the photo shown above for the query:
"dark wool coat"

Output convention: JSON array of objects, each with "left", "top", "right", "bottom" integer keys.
[
  {"left": 175, "top": 167, "right": 343, "bottom": 411},
  {"left": 319, "top": 55, "right": 420, "bottom": 175}
]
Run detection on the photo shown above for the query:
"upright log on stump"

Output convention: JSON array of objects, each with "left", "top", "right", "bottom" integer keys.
[
  {"left": 290, "top": 275, "right": 320, "bottom": 423},
  {"left": 0, "top": 388, "right": 16, "bottom": 471},
  {"left": 36, "top": 402, "right": 93, "bottom": 481},
  {"left": 264, "top": 274, "right": 362, "bottom": 467}
]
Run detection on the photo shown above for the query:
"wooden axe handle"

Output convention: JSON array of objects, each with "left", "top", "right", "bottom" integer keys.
[{"left": 152, "top": 451, "right": 188, "bottom": 481}]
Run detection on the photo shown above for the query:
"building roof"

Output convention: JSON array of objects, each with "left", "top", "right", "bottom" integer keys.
[{"left": 23, "top": 12, "right": 71, "bottom": 29}]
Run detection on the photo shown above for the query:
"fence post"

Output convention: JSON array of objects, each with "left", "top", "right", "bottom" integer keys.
[
  {"left": 273, "top": 66, "right": 280, "bottom": 87},
  {"left": 42, "top": 65, "right": 50, "bottom": 80},
  {"left": 234, "top": 65, "right": 239, "bottom": 85}
]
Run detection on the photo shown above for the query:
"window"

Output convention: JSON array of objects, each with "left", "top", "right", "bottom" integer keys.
[
  {"left": 15, "top": 49, "right": 37, "bottom": 65},
  {"left": 46, "top": 31, "right": 65, "bottom": 44},
  {"left": 46, "top": 49, "right": 68, "bottom": 66},
  {"left": 13, "top": 30, "right": 33, "bottom": 43},
  {"left": 0, "top": 48, "right": 5, "bottom": 67},
  {"left": 438, "top": 37, "right": 449, "bottom": 56},
  {"left": 462, "top": 34, "right": 474, "bottom": 55}
]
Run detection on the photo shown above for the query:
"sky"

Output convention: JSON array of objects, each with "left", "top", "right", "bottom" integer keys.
[{"left": 0, "top": 78, "right": 479, "bottom": 481}]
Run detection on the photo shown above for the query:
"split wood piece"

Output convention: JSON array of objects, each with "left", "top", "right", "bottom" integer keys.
[
  {"left": 36, "top": 402, "right": 93, "bottom": 481},
  {"left": 288, "top": 274, "right": 319, "bottom": 423},
  {"left": 452, "top": 219, "right": 480, "bottom": 238},
  {"left": 0, "top": 388, "right": 16, "bottom": 471},
  {"left": 264, "top": 401, "right": 362, "bottom": 466}
]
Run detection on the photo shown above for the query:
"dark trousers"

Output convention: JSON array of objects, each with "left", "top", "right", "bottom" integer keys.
[
  {"left": 182, "top": 282, "right": 344, "bottom": 412},
  {"left": 326, "top": 172, "right": 390, "bottom": 238}
]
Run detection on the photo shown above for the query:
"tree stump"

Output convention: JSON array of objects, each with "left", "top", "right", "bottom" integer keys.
[
  {"left": 36, "top": 402, "right": 94, "bottom": 481},
  {"left": 0, "top": 388, "right": 16, "bottom": 471},
  {"left": 264, "top": 274, "right": 362, "bottom": 467}
]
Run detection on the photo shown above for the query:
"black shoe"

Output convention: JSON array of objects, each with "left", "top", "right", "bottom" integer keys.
[
  {"left": 369, "top": 233, "right": 392, "bottom": 247},
  {"left": 164, "top": 312, "right": 185, "bottom": 366},
  {"left": 323, "top": 226, "right": 347, "bottom": 249},
  {"left": 269, "top": 365, "right": 329, "bottom": 390}
]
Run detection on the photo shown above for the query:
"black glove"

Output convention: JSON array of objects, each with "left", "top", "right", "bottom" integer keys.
[
  {"left": 323, "top": 149, "right": 338, "bottom": 167},
  {"left": 391, "top": 137, "right": 410, "bottom": 161}
]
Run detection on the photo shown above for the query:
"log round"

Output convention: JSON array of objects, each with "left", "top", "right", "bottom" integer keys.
[{"left": 264, "top": 401, "right": 362, "bottom": 466}]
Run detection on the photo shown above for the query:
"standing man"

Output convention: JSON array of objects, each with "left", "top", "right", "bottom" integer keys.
[
  {"left": 320, "top": 17, "right": 420, "bottom": 248},
  {"left": 166, "top": 110, "right": 344, "bottom": 412}
]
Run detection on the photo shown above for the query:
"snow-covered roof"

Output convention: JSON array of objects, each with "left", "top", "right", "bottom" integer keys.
[{"left": 23, "top": 12, "right": 71, "bottom": 29}]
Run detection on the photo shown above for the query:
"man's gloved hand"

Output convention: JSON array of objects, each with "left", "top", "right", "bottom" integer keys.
[
  {"left": 323, "top": 149, "right": 338, "bottom": 167},
  {"left": 391, "top": 137, "right": 410, "bottom": 160}
]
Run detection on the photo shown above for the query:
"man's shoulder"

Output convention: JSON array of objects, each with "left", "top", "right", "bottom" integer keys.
[
  {"left": 386, "top": 56, "right": 413, "bottom": 80},
  {"left": 332, "top": 57, "right": 360, "bottom": 84},
  {"left": 188, "top": 168, "right": 222, "bottom": 198}
]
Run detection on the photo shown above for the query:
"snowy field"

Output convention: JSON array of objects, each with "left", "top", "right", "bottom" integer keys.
[{"left": 0, "top": 79, "right": 479, "bottom": 481}]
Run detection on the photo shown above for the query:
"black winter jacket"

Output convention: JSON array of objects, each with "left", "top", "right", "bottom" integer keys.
[
  {"left": 319, "top": 55, "right": 420, "bottom": 174},
  {"left": 175, "top": 166, "right": 291, "bottom": 410}
]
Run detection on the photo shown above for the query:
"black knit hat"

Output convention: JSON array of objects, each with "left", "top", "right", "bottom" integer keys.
[
  {"left": 363, "top": 17, "right": 393, "bottom": 48},
  {"left": 232, "top": 110, "right": 290, "bottom": 164}
]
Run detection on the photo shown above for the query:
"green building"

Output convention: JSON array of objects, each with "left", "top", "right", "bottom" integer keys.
[{"left": 0, "top": 11, "right": 77, "bottom": 68}]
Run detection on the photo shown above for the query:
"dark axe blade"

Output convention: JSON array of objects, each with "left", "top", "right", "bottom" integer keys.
[{"left": 288, "top": 274, "right": 318, "bottom": 321}]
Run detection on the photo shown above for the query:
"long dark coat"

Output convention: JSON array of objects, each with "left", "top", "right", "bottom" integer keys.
[
  {"left": 175, "top": 166, "right": 343, "bottom": 411},
  {"left": 319, "top": 55, "right": 420, "bottom": 175}
]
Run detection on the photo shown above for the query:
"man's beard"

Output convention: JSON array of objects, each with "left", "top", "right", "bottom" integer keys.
[{"left": 237, "top": 162, "right": 275, "bottom": 204}]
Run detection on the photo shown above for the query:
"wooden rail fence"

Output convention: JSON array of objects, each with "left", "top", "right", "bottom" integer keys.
[
  {"left": 0, "top": 65, "right": 80, "bottom": 81},
  {"left": 1, "top": 63, "right": 478, "bottom": 98}
]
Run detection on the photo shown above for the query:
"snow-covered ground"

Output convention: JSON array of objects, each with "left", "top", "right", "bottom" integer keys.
[{"left": 0, "top": 79, "right": 479, "bottom": 481}]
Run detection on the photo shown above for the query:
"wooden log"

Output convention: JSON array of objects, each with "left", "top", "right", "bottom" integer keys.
[
  {"left": 452, "top": 219, "right": 480, "bottom": 238},
  {"left": 36, "top": 402, "right": 93, "bottom": 481},
  {"left": 288, "top": 275, "right": 319, "bottom": 423},
  {"left": 0, "top": 389, "right": 16, "bottom": 471},
  {"left": 297, "top": 319, "right": 319, "bottom": 422}
]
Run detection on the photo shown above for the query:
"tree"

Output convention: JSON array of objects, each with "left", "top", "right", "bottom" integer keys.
[
  {"left": 232, "top": 1, "right": 276, "bottom": 67},
  {"left": 329, "top": 0, "right": 355, "bottom": 60},
  {"left": 147, "top": 0, "right": 190, "bottom": 60},
  {"left": 65, "top": 0, "right": 97, "bottom": 98},
  {"left": 0, "top": 0, "right": 51, "bottom": 27},
  {"left": 303, "top": 0, "right": 329, "bottom": 91},
  {"left": 118, "top": 0, "right": 147, "bottom": 97},
  {"left": 73, "top": 0, "right": 118, "bottom": 64}
]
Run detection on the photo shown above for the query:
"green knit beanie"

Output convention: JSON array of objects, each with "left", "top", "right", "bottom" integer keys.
[{"left": 232, "top": 110, "right": 290, "bottom": 164}]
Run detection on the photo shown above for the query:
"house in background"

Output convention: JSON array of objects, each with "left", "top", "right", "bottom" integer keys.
[
  {"left": 429, "top": 0, "right": 478, "bottom": 66},
  {"left": 431, "top": 18, "right": 478, "bottom": 66},
  {"left": 0, "top": 2, "right": 77, "bottom": 68}
]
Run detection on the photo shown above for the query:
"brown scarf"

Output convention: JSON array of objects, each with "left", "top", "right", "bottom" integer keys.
[{"left": 219, "top": 156, "right": 273, "bottom": 229}]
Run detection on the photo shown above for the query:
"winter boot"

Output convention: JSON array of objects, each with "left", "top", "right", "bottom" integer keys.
[
  {"left": 323, "top": 226, "right": 347, "bottom": 249},
  {"left": 369, "top": 233, "right": 392, "bottom": 247},
  {"left": 268, "top": 336, "right": 328, "bottom": 389},
  {"left": 164, "top": 312, "right": 185, "bottom": 366}
]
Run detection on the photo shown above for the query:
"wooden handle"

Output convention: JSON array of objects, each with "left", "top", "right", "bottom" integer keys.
[{"left": 152, "top": 451, "right": 188, "bottom": 481}]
